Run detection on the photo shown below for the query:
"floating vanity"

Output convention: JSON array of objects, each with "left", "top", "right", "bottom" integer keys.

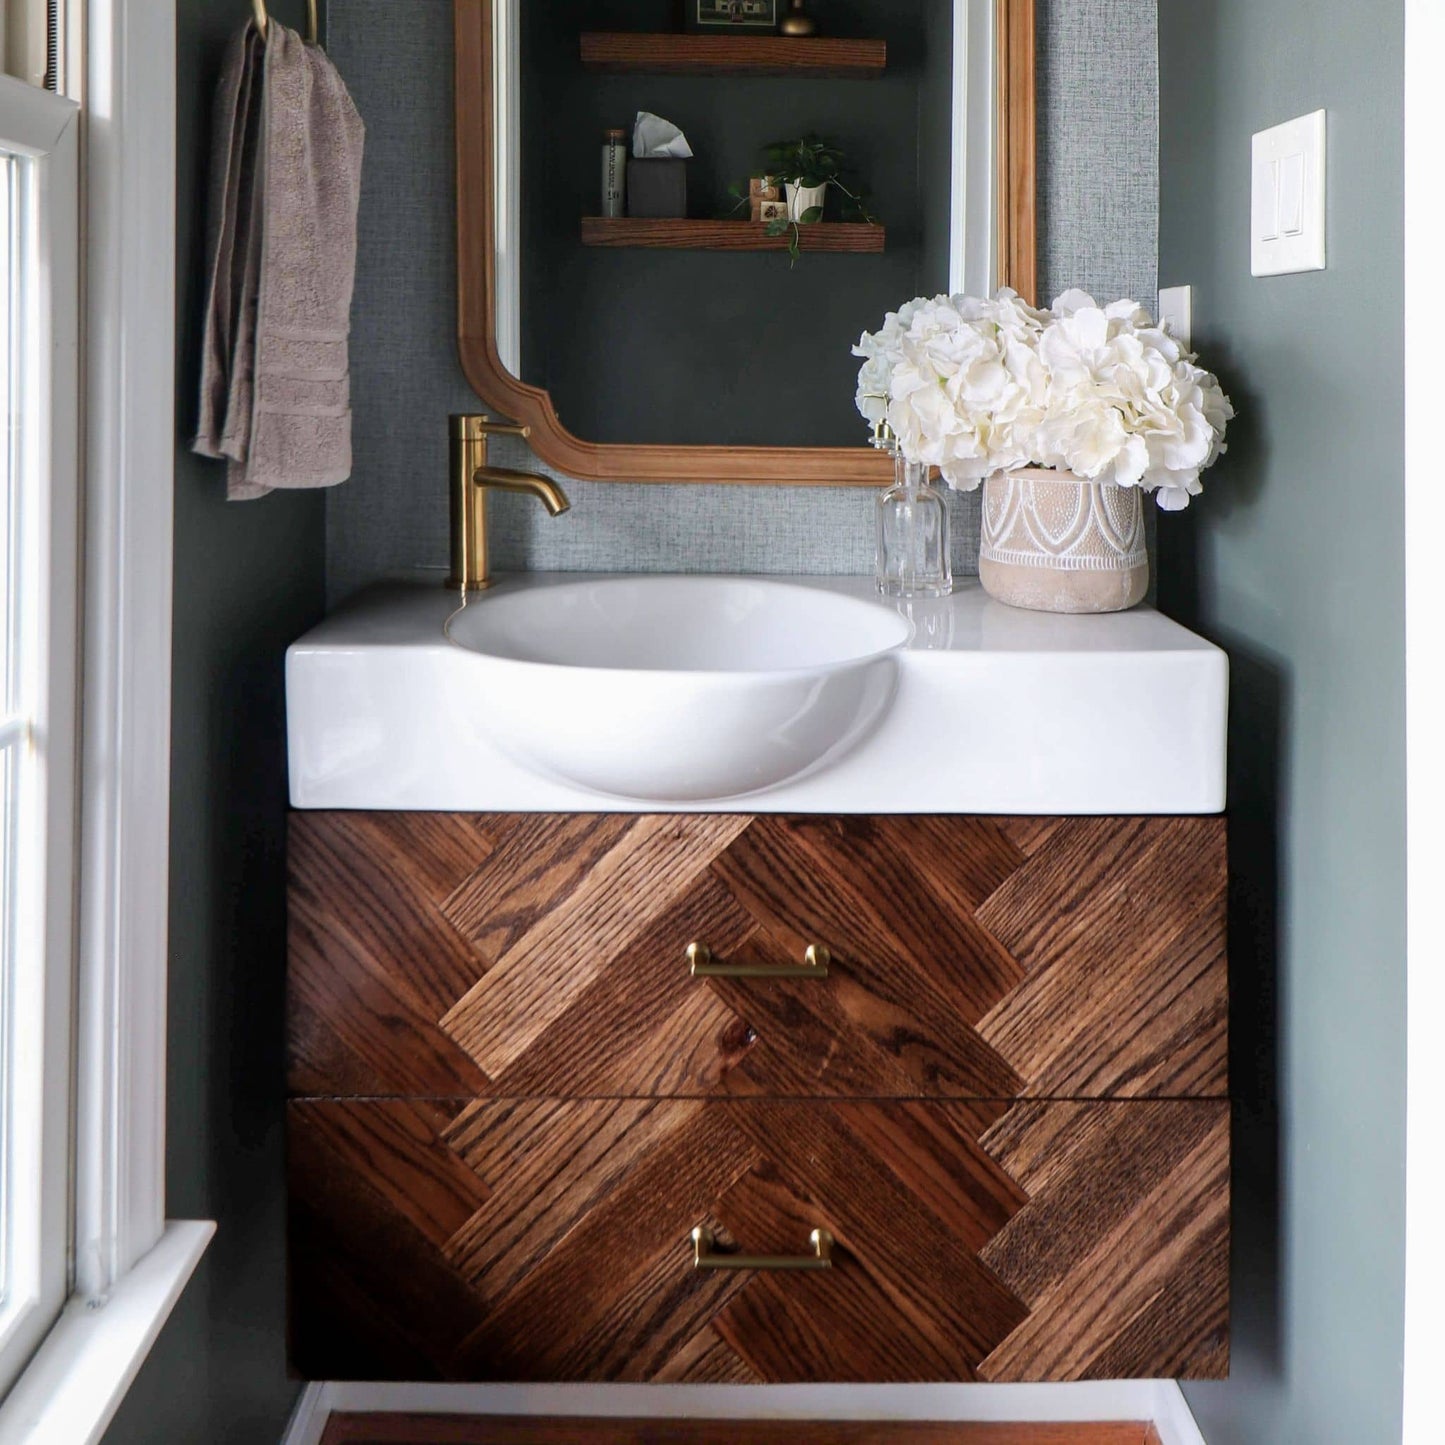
[{"left": 284, "top": 574, "right": 1231, "bottom": 1385}]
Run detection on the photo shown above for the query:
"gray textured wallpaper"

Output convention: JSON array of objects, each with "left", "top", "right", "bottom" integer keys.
[{"left": 325, "top": 0, "right": 1158, "bottom": 604}]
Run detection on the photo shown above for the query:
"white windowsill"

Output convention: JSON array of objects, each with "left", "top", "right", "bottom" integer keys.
[{"left": 0, "top": 1221, "right": 214, "bottom": 1445}]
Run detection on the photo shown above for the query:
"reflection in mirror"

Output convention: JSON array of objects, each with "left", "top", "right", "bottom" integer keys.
[{"left": 495, "top": 0, "right": 997, "bottom": 451}]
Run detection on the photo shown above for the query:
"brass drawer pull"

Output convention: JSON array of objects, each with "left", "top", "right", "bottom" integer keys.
[
  {"left": 691, "top": 1225, "right": 834, "bottom": 1272},
  {"left": 686, "top": 941, "right": 831, "bottom": 978}
]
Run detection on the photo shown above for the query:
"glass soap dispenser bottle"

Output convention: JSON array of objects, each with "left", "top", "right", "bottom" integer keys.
[{"left": 873, "top": 422, "right": 953, "bottom": 598}]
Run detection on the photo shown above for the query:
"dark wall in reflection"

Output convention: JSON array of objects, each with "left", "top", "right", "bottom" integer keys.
[{"left": 520, "top": 0, "right": 953, "bottom": 448}]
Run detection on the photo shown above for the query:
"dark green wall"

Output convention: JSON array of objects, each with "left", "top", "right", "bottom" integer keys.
[
  {"left": 100, "top": 1, "right": 326, "bottom": 1440},
  {"left": 1156, "top": 3, "right": 1407, "bottom": 1442}
]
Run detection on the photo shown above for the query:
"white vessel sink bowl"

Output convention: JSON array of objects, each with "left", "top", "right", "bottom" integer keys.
[{"left": 443, "top": 576, "right": 911, "bottom": 801}]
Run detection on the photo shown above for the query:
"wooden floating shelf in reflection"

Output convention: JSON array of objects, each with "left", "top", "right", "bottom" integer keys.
[
  {"left": 579, "top": 32, "right": 886, "bottom": 79},
  {"left": 580, "top": 217, "right": 886, "bottom": 253}
]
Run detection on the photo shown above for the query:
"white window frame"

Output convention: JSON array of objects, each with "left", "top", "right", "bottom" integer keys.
[
  {"left": 0, "top": 2, "right": 213, "bottom": 1441},
  {"left": 0, "top": 67, "right": 81, "bottom": 1401}
]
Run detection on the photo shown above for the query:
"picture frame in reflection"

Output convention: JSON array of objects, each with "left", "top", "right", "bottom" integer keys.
[{"left": 684, "top": 0, "right": 780, "bottom": 34}]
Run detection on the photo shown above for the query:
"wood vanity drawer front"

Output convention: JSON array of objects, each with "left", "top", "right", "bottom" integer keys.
[
  {"left": 288, "top": 1096, "right": 1230, "bottom": 1384},
  {"left": 287, "top": 812, "right": 1227, "bottom": 1101}
]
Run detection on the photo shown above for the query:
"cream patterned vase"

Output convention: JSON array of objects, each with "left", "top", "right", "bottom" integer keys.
[{"left": 979, "top": 468, "right": 1149, "bottom": 614}]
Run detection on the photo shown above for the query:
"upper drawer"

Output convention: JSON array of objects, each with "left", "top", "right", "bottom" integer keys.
[{"left": 287, "top": 811, "right": 1227, "bottom": 1101}]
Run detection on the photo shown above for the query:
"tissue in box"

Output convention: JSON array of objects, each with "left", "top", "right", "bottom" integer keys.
[{"left": 628, "top": 158, "right": 687, "bottom": 219}]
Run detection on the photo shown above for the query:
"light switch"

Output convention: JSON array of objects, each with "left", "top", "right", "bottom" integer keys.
[
  {"left": 1252, "top": 110, "right": 1326, "bottom": 275},
  {"left": 1158, "top": 285, "right": 1193, "bottom": 349},
  {"left": 1253, "top": 158, "right": 1280, "bottom": 242},
  {"left": 1279, "top": 152, "right": 1305, "bottom": 235}
]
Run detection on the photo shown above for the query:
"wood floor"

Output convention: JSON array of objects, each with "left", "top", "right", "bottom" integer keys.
[{"left": 320, "top": 1419, "right": 1164, "bottom": 1445}]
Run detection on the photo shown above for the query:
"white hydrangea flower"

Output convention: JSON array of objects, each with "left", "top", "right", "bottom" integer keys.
[
  {"left": 854, "top": 286, "right": 1233, "bottom": 507},
  {"left": 852, "top": 288, "right": 1051, "bottom": 490},
  {"left": 1034, "top": 290, "right": 1234, "bottom": 506}
]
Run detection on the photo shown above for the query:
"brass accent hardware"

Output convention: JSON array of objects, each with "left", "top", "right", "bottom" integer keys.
[
  {"left": 448, "top": 414, "right": 570, "bottom": 592},
  {"left": 472, "top": 467, "right": 570, "bottom": 507},
  {"left": 691, "top": 1225, "right": 833, "bottom": 1272},
  {"left": 252, "top": 0, "right": 319, "bottom": 45},
  {"left": 686, "top": 941, "right": 831, "bottom": 978},
  {"left": 778, "top": 1, "right": 819, "bottom": 38}
]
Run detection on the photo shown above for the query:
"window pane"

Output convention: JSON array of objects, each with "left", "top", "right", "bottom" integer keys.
[
  {"left": 0, "top": 79, "right": 78, "bottom": 1394},
  {"left": 1, "top": 4, "right": 54, "bottom": 89},
  {"left": 0, "top": 149, "right": 18, "bottom": 1315},
  {"left": 1, "top": 151, "right": 12, "bottom": 705},
  {"left": 0, "top": 741, "right": 13, "bottom": 1313},
  {"left": 0, "top": 143, "right": 33, "bottom": 1332}
]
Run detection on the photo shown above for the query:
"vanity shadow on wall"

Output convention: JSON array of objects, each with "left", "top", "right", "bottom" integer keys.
[{"left": 520, "top": 1, "right": 952, "bottom": 449}]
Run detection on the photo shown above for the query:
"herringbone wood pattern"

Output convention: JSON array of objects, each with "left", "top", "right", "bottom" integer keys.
[
  {"left": 288, "top": 813, "right": 1227, "bottom": 1102},
  {"left": 289, "top": 1096, "right": 1229, "bottom": 1383},
  {"left": 288, "top": 810, "right": 1229, "bottom": 1384}
]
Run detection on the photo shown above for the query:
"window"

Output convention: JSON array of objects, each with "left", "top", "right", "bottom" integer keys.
[
  {"left": 0, "top": 4, "right": 205, "bottom": 1437},
  {"left": 0, "top": 72, "right": 79, "bottom": 1397}
]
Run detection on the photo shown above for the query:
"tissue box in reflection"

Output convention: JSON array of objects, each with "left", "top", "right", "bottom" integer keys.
[{"left": 628, "top": 158, "right": 688, "bottom": 219}]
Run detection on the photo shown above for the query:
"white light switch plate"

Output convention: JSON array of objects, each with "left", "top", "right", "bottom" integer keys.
[
  {"left": 1252, "top": 110, "right": 1326, "bottom": 276},
  {"left": 1158, "top": 285, "right": 1193, "bottom": 349}
]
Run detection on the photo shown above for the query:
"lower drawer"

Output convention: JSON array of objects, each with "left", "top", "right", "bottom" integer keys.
[{"left": 289, "top": 1097, "right": 1229, "bottom": 1384}]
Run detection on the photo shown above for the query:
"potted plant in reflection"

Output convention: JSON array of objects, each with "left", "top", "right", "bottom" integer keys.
[
  {"left": 729, "top": 134, "right": 877, "bottom": 264},
  {"left": 854, "top": 289, "right": 1235, "bottom": 610}
]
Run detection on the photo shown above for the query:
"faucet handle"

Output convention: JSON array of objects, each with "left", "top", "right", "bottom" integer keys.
[{"left": 450, "top": 413, "right": 532, "bottom": 442}]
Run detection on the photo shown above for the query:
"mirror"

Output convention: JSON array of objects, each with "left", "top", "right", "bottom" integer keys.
[{"left": 455, "top": 0, "right": 1035, "bottom": 485}]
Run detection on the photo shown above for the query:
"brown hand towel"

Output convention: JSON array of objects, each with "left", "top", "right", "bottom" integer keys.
[{"left": 193, "top": 20, "right": 365, "bottom": 502}]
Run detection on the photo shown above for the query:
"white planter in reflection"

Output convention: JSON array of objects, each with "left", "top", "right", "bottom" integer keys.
[{"left": 785, "top": 182, "right": 827, "bottom": 222}]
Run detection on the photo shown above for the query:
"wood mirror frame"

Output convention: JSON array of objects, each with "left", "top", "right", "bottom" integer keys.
[{"left": 454, "top": 0, "right": 1036, "bottom": 486}]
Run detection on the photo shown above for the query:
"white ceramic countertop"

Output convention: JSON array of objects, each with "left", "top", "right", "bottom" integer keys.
[{"left": 286, "top": 573, "right": 1228, "bottom": 815}]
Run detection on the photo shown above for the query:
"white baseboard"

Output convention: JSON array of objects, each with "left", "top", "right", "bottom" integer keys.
[
  {"left": 1150, "top": 1381, "right": 1209, "bottom": 1445},
  {"left": 282, "top": 1382, "right": 337, "bottom": 1445},
  {"left": 282, "top": 1380, "right": 1206, "bottom": 1445}
]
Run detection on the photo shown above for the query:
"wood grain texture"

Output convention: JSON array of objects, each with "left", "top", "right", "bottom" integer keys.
[
  {"left": 287, "top": 813, "right": 497, "bottom": 1098},
  {"left": 996, "top": 0, "right": 1037, "bottom": 303},
  {"left": 290, "top": 1098, "right": 1228, "bottom": 1383},
  {"left": 975, "top": 817, "right": 1229, "bottom": 1099},
  {"left": 322, "top": 1419, "right": 1159, "bottom": 1445},
  {"left": 579, "top": 32, "right": 887, "bottom": 78},
  {"left": 453, "top": 0, "right": 1029, "bottom": 486},
  {"left": 580, "top": 219, "right": 886, "bottom": 253},
  {"left": 976, "top": 1102, "right": 1230, "bottom": 1381},
  {"left": 288, "top": 813, "right": 1227, "bottom": 1102}
]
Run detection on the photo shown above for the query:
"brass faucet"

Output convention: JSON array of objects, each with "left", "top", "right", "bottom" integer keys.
[{"left": 447, "top": 414, "right": 571, "bottom": 591}]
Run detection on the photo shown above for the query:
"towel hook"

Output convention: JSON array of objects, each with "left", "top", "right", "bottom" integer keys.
[{"left": 251, "top": 0, "right": 319, "bottom": 46}]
